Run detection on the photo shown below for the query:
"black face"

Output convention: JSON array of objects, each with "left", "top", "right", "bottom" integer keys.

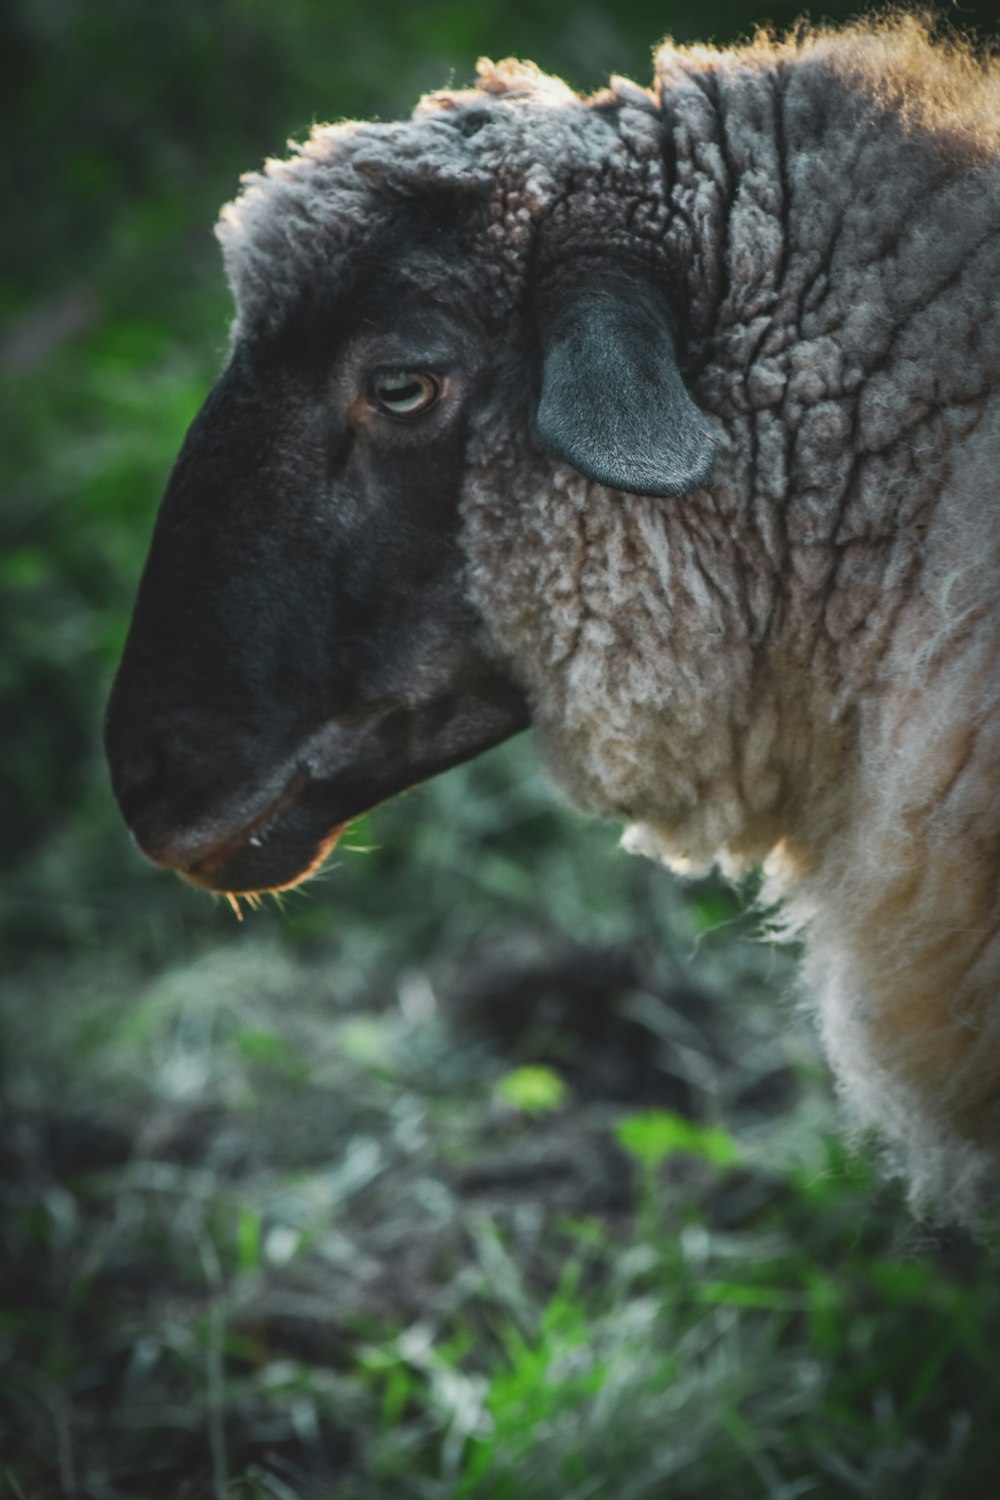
[{"left": 104, "top": 246, "right": 531, "bottom": 894}]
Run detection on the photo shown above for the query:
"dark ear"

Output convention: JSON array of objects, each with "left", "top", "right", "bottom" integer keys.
[{"left": 534, "top": 263, "right": 716, "bottom": 498}]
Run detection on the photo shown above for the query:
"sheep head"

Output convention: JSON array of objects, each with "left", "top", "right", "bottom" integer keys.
[
  {"left": 103, "top": 231, "right": 530, "bottom": 896},
  {"left": 104, "top": 84, "right": 715, "bottom": 895}
]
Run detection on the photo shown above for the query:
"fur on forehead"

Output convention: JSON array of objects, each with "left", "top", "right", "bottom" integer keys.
[
  {"left": 215, "top": 57, "right": 667, "bottom": 338},
  {"left": 216, "top": 16, "right": 1000, "bottom": 338}
]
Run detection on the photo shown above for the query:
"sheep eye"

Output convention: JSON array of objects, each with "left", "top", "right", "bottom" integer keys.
[{"left": 369, "top": 370, "right": 440, "bottom": 417}]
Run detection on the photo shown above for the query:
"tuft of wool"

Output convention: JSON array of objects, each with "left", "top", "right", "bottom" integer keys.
[{"left": 217, "top": 13, "right": 1000, "bottom": 1221}]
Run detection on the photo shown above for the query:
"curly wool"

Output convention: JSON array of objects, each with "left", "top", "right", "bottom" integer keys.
[{"left": 218, "top": 15, "right": 1000, "bottom": 1221}]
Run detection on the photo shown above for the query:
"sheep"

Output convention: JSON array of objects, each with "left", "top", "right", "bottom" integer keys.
[{"left": 105, "top": 14, "right": 1000, "bottom": 1222}]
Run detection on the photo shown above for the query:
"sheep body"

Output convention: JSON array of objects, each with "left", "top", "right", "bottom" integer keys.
[{"left": 215, "top": 17, "right": 1000, "bottom": 1217}]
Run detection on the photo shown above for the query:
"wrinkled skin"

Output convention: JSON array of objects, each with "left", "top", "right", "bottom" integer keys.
[{"left": 105, "top": 221, "right": 533, "bottom": 893}]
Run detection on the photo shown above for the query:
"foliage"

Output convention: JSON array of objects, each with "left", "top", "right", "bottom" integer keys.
[
  {"left": 496, "top": 1066, "right": 569, "bottom": 1114},
  {"left": 617, "top": 1110, "right": 738, "bottom": 1168},
  {"left": 4, "top": 932, "right": 1000, "bottom": 1498}
]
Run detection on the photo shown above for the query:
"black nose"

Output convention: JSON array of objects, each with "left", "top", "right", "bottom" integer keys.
[
  {"left": 107, "top": 734, "right": 164, "bottom": 819},
  {"left": 104, "top": 683, "right": 222, "bottom": 851},
  {"left": 103, "top": 681, "right": 168, "bottom": 819},
  {"left": 104, "top": 711, "right": 223, "bottom": 869}
]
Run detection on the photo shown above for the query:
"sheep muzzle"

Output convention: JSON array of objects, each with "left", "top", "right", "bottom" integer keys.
[{"left": 104, "top": 339, "right": 530, "bottom": 894}]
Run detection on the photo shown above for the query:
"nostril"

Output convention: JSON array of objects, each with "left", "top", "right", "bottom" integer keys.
[{"left": 109, "top": 737, "right": 166, "bottom": 821}]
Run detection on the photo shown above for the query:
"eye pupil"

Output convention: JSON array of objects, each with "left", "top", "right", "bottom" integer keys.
[{"left": 370, "top": 370, "right": 439, "bottom": 416}]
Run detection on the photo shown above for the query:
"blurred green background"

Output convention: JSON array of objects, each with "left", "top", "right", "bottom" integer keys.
[{"left": 4, "top": 3, "right": 1000, "bottom": 1497}]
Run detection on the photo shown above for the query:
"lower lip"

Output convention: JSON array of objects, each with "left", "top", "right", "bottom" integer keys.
[
  {"left": 140, "top": 759, "right": 347, "bottom": 895},
  {"left": 179, "top": 767, "right": 350, "bottom": 894},
  {"left": 182, "top": 817, "right": 347, "bottom": 895}
]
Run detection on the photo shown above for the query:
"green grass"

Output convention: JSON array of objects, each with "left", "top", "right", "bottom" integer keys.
[{"left": 3, "top": 839, "right": 1000, "bottom": 1498}]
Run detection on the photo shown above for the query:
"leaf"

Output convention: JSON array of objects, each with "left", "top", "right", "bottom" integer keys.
[
  {"left": 496, "top": 1066, "right": 567, "bottom": 1114},
  {"left": 616, "top": 1110, "right": 737, "bottom": 1167},
  {"left": 237, "top": 1206, "right": 261, "bottom": 1275},
  {"left": 237, "top": 1029, "right": 289, "bottom": 1062}
]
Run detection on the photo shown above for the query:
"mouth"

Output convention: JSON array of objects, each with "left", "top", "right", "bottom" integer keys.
[
  {"left": 134, "top": 722, "right": 405, "bottom": 895},
  {"left": 174, "top": 765, "right": 350, "bottom": 895},
  {"left": 132, "top": 753, "right": 353, "bottom": 896},
  {"left": 126, "top": 689, "right": 531, "bottom": 895}
]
